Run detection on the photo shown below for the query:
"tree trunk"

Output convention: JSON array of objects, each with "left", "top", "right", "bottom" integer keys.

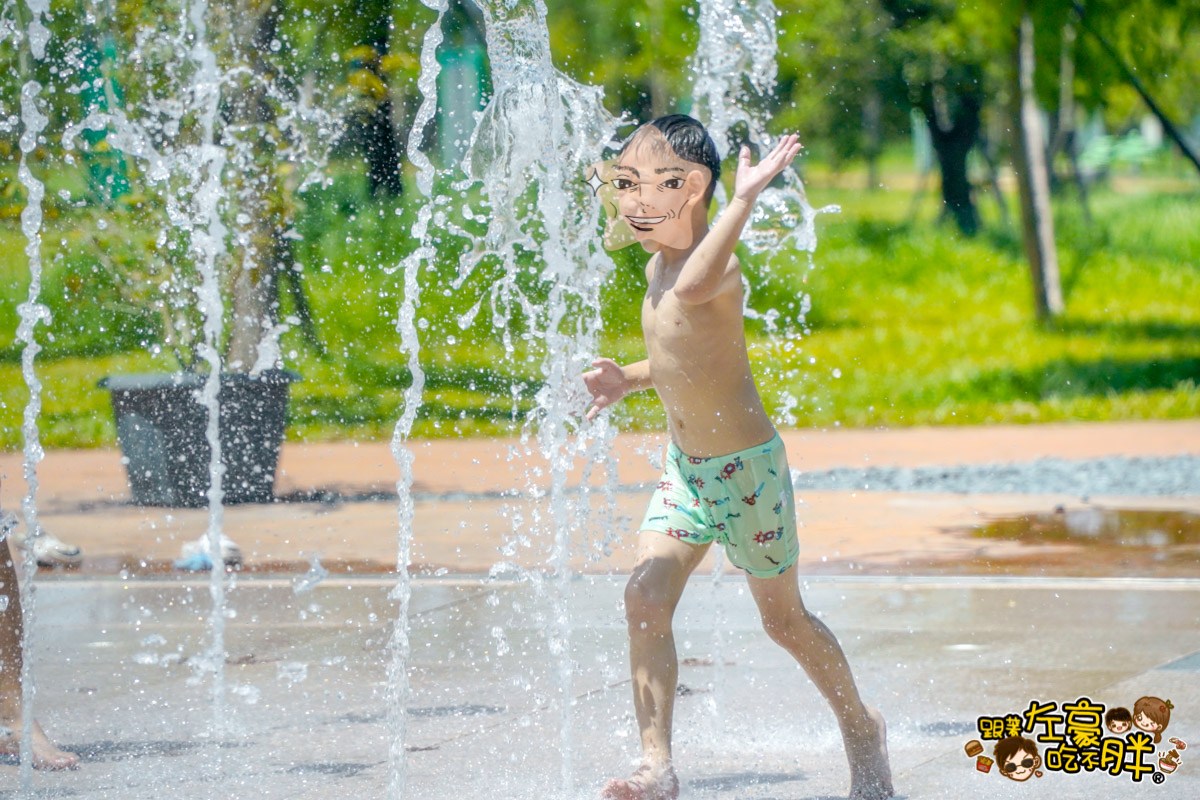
[
  {"left": 225, "top": 0, "right": 287, "bottom": 372},
  {"left": 1048, "top": 23, "right": 1076, "bottom": 171},
  {"left": 920, "top": 90, "right": 981, "bottom": 236},
  {"left": 863, "top": 83, "right": 882, "bottom": 191},
  {"left": 976, "top": 125, "right": 1011, "bottom": 229},
  {"left": 356, "top": 0, "right": 404, "bottom": 195},
  {"left": 1050, "top": 22, "right": 1092, "bottom": 223},
  {"left": 1012, "top": 10, "right": 1063, "bottom": 320}
]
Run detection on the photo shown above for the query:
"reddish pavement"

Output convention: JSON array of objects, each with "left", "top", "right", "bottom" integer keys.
[{"left": 1, "top": 420, "right": 1197, "bottom": 577}]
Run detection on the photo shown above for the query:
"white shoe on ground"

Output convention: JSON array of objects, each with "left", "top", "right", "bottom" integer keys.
[{"left": 2, "top": 514, "right": 84, "bottom": 567}]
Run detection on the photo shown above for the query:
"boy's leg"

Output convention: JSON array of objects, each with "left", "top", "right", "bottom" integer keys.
[
  {"left": 0, "top": 537, "right": 78, "bottom": 770},
  {"left": 746, "top": 569, "right": 892, "bottom": 800},
  {"left": 602, "top": 530, "right": 709, "bottom": 800}
]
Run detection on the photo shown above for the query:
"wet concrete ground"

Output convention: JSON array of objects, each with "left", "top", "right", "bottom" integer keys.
[
  {"left": 2, "top": 421, "right": 1198, "bottom": 797},
  {"left": 5, "top": 575, "right": 1199, "bottom": 799}
]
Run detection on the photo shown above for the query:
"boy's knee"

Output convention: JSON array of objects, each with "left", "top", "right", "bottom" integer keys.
[
  {"left": 760, "top": 606, "right": 808, "bottom": 645},
  {"left": 623, "top": 574, "right": 674, "bottom": 633}
]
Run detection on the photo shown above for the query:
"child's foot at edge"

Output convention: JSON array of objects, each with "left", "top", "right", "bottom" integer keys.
[
  {"left": 847, "top": 706, "right": 893, "bottom": 800},
  {"left": 0, "top": 718, "right": 79, "bottom": 770},
  {"left": 601, "top": 762, "right": 680, "bottom": 800}
]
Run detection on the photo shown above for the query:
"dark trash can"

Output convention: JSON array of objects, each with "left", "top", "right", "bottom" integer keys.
[{"left": 99, "top": 370, "right": 298, "bottom": 507}]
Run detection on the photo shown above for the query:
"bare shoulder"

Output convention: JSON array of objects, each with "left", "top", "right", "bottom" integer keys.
[{"left": 643, "top": 253, "right": 659, "bottom": 283}]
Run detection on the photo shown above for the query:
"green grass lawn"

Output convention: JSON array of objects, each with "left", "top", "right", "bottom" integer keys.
[{"left": 1, "top": 159, "right": 1197, "bottom": 449}]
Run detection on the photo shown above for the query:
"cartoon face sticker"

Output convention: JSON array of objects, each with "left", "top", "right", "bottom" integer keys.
[
  {"left": 1133, "top": 696, "right": 1172, "bottom": 742},
  {"left": 994, "top": 736, "right": 1041, "bottom": 782},
  {"left": 1105, "top": 706, "right": 1133, "bottom": 734},
  {"left": 585, "top": 131, "right": 710, "bottom": 253}
]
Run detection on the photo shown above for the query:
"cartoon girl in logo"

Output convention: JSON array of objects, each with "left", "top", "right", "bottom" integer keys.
[{"left": 1133, "top": 696, "right": 1173, "bottom": 744}]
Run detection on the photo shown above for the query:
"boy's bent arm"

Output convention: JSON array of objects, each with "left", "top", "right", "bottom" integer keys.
[
  {"left": 615, "top": 358, "right": 653, "bottom": 392},
  {"left": 583, "top": 358, "right": 652, "bottom": 421}
]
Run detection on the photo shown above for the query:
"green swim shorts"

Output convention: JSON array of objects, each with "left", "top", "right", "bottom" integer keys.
[{"left": 640, "top": 433, "right": 799, "bottom": 578}]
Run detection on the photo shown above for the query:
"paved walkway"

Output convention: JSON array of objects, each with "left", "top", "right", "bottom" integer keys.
[{"left": 0, "top": 420, "right": 1197, "bottom": 577}]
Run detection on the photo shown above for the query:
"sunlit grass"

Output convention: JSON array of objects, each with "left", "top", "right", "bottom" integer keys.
[{"left": 1, "top": 160, "right": 1198, "bottom": 449}]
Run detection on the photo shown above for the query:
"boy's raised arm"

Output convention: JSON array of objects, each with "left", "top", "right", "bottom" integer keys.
[{"left": 673, "top": 134, "right": 802, "bottom": 305}]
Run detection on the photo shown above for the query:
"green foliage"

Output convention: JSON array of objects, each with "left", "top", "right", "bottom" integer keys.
[
  {"left": 2, "top": 2, "right": 1199, "bottom": 450},
  {"left": 2, "top": 161, "right": 1198, "bottom": 448},
  {"left": 1073, "top": 0, "right": 1200, "bottom": 126},
  {"left": 547, "top": 0, "right": 697, "bottom": 119}
]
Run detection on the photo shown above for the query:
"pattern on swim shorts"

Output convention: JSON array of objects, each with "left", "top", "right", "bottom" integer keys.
[{"left": 639, "top": 434, "right": 799, "bottom": 577}]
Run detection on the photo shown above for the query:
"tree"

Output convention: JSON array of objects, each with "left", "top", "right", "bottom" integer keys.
[
  {"left": 1011, "top": 6, "right": 1063, "bottom": 319},
  {"left": 1072, "top": 0, "right": 1200, "bottom": 177},
  {"left": 877, "top": 0, "right": 994, "bottom": 236},
  {"left": 343, "top": 0, "right": 405, "bottom": 195}
]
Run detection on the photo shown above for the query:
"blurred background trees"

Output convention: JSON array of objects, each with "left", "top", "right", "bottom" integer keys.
[
  {"left": 5, "top": 0, "right": 1197, "bottom": 229},
  {"left": 1, "top": 0, "right": 1197, "bottom": 442}
]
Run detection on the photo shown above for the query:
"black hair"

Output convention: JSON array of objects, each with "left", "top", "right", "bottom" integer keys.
[
  {"left": 1106, "top": 707, "right": 1132, "bottom": 725},
  {"left": 993, "top": 735, "right": 1039, "bottom": 767},
  {"left": 621, "top": 114, "right": 721, "bottom": 202}
]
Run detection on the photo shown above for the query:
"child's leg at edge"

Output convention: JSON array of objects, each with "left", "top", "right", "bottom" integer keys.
[
  {"left": 746, "top": 569, "right": 893, "bottom": 799},
  {"left": 0, "top": 536, "right": 79, "bottom": 769},
  {"left": 604, "top": 530, "right": 709, "bottom": 799}
]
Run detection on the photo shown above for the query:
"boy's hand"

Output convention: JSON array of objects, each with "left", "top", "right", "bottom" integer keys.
[
  {"left": 733, "top": 133, "right": 802, "bottom": 203},
  {"left": 582, "top": 358, "right": 631, "bottom": 421}
]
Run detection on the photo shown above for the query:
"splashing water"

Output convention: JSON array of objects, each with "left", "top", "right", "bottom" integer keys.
[
  {"left": 57, "top": 1, "right": 336, "bottom": 770},
  {"left": 469, "top": 2, "right": 621, "bottom": 793},
  {"left": 181, "top": 0, "right": 235, "bottom": 746},
  {"left": 690, "top": 0, "right": 841, "bottom": 720},
  {"left": 691, "top": 0, "right": 837, "bottom": 257},
  {"left": 691, "top": 0, "right": 778, "bottom": 160},
  {"left": 393, "top": 1, "right": 622, "bottom": 794},
  {"left": 14, "top": 0, "right": 52, "bottom": 787},
  {"left": 386, "top": 2, "right": 449, "bottom": 796},
  {"left": 693, "top": 0, "right": 840, "bottom": 433},
  {"left": 5, "top": 1, "right": 836, "bottom": 795}
]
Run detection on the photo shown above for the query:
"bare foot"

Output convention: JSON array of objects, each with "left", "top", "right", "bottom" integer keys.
[
  {"left": 601, "top": 763, "right": 680, "bottom": 800},
  {"left": 0, "top": 719, "right": 79, "bottom": 770},
  {"left": 847, "top": 706, "right": 893, "bottom": 800}
]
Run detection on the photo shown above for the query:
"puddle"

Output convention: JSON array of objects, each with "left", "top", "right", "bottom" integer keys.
[
  {"left": 972, "top": 507, "right": 1200, "bottom": 548},
  {"left": 903, "top": 506, "right": 1200, "bottom": 578}
]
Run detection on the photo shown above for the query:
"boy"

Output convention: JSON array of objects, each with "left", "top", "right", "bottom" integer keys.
[{"left": 583, "top": 115, "right": 892, "bottom": 800}]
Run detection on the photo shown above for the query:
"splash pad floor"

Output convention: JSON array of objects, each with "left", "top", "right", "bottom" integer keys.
[
  {"left": 3, "top": 420, "right": 1198, "bottom": 797},
  {"left": 6, "top": 574, "right": 1200, "bottom": 799}
]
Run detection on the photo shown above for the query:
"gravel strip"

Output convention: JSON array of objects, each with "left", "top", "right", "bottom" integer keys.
[{"left": 789, "top": 455, "right": 1200, "bottom": 497}]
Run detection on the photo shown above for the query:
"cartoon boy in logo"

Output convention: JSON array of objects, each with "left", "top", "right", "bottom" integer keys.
[
  {"left": 994, "top": 736, "right": 1042, "bottom": 782},
  {"left": 1133, "top": 696, "right": 1173, "bottom": 744},
  {"left": 1105, "top": 706, "right": 1133, "bottom": 734}
]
